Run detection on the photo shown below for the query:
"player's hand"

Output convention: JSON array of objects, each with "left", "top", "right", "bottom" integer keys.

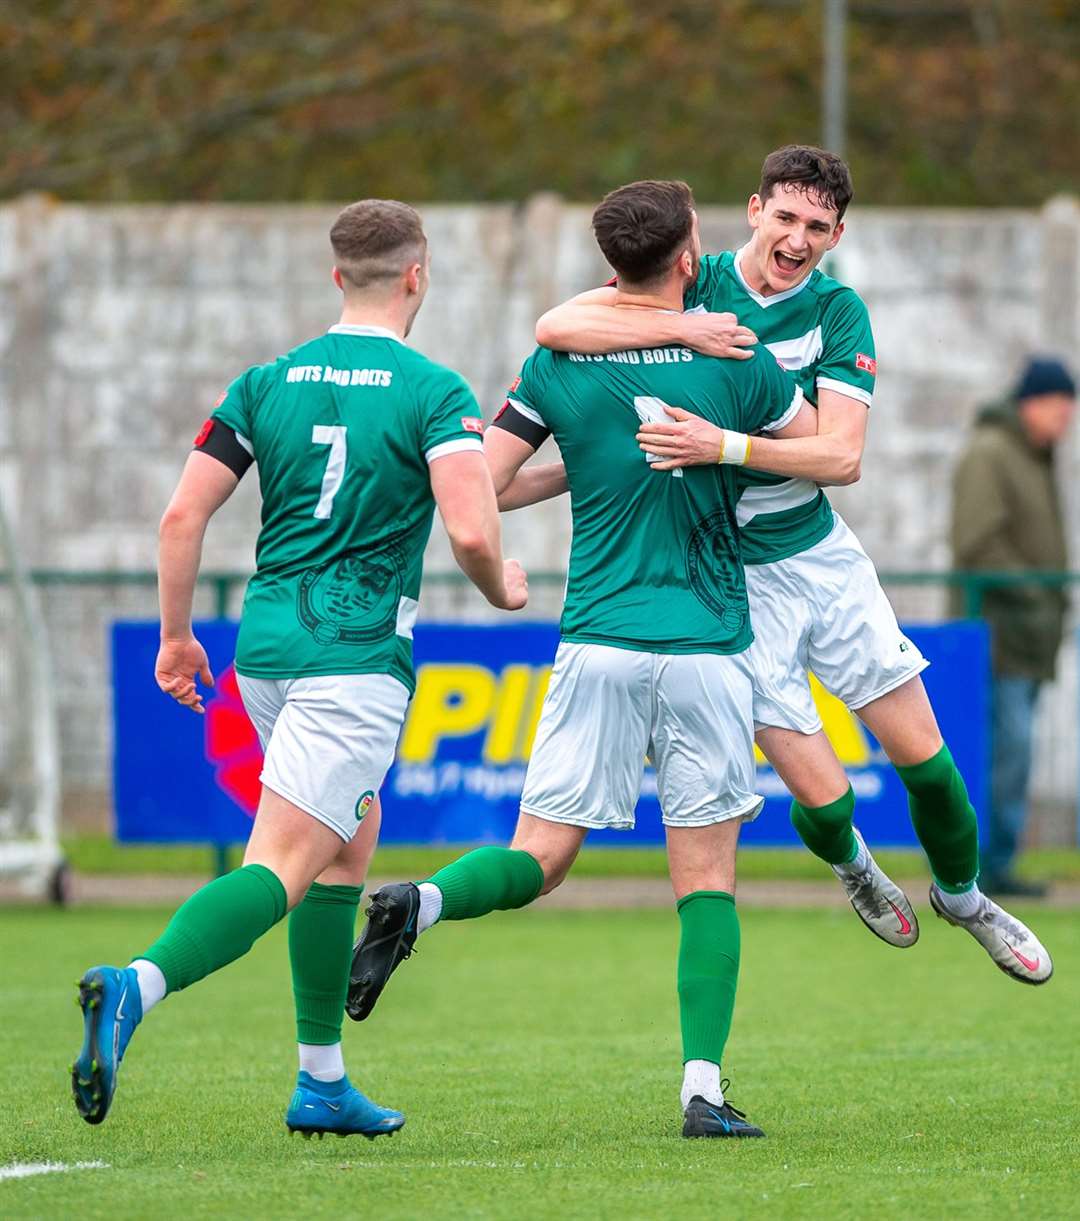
[
  {"left": 637, "top": 406, "right": 725, "bottom": 470},
  {"left": 498, "top": 559, "right": 529, "bottom": 611},
  {"left": 155, "top": 635, "right": 215, "bottom": 715},
  {"left": 680, "top": 311, "right": 757, "bottom": 360}
]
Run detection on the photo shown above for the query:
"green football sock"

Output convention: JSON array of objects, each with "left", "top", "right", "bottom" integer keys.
[
  {"left": 426, "top": 846, "right": 544, "bottom": 922},
  {"left": 289, "top": 881, "right": 363, "bottom": 1045},
  {"left": 790, "top": 787, "right": 857, "bottom": 866},
  {"left": 896, "top": 742, "right": 979, "bottom": 892},
  {"left": 140, "top": 863, "right": 287, "bottom": 994},
  {"left": 677, "top": 891, "right": 740, "bottom": 1065}
]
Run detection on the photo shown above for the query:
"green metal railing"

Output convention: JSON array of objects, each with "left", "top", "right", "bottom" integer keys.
[{"left": 25, "top": 567, "right": 1080, "bottom": 617}]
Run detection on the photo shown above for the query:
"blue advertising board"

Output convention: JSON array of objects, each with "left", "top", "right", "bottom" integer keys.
[{"left": 113, "top": 620, "right": 989, "bottom": 847}]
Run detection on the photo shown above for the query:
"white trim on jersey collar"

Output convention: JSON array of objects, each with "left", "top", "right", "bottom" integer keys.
[
  {"left": 327, "top": 323, "right": 405, "bottom": 344},
  {"left": 732, "top": 245, "right": 814, "bottom": 308}
]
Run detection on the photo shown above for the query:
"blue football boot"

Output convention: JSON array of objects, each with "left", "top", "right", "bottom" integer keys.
[
  {"left": 71, "top": 965, "right": 143, "bottom": 1125},
  {"left": 285, "top": 1072, "right": 405, "bottom": 1140}
]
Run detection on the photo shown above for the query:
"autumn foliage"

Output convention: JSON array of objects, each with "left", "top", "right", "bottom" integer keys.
[{"left": 3, "top": 0, "right": 1077, "bottom": 205}]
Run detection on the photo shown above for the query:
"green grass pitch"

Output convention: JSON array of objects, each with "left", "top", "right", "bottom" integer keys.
[{"left": 2, "top": 902, "right": 1077, "bottom": 1219}]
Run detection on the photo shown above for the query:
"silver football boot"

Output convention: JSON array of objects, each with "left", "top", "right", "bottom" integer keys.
[
  {"left": 929, "top": 884, "right": 1053, "bottom": 985},
  {"left": 831, "top": 828, "right": 919, "bottom": 947}
]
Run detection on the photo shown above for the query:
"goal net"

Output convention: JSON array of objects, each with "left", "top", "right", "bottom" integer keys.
[{"left": 0, "top": 488, "right": 63, "bottom": 899}]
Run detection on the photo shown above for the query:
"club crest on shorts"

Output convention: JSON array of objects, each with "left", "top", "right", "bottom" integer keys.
[
  {"left": 354, "top": 790, "right": 376, "bottom": 822},
  {"left": 296, "top": 538, "right": 406, "bottom": 646}
]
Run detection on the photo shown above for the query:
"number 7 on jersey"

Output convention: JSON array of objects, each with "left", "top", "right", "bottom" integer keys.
[{"left": 311, "top": 425, "right": 347, "bottom": 519}]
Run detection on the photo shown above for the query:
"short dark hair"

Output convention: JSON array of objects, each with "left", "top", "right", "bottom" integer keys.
[
  {"left": 330, "top": 199, "right": 426, "bottom": 290},
  {"left": 759, "top": 145, "right": 853, "bottom": 221},
  {"left": 591, "top": 180, "right": 696, "bottom": 286}
]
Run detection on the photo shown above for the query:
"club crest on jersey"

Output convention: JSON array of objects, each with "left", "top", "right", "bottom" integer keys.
[
  {"left": 462, "top": 416, "right": 484, "bottom": 435},
  {"left": 685, "top": 505, "right": 747, "bottom": 634},
  {"left": 297, "top": 540, "right": 406, "bottom": 646},
  {"left": 856, "top": 353, "right": 877, "bottom": 375},
  {"left": 194, "top": 418, "right": 215, "bottom": 447},
  {"left": 355, "top": 790, "right": 376, "bottom": 822}
]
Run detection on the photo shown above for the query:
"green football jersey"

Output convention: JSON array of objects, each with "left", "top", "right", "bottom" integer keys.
[
  {"left": 209, "top": 323, "right": 484, "bottom": 691},
  {"left": 684, "top": 248, "right": 876, "bottom": 565},
  {"left": 494, "top": 340, "right": 803, "bottom": 654}
]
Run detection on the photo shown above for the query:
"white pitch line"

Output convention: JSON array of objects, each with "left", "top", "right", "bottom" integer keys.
[{"left": 0, "top": 1161, "right": 109, "bottom": 1182}]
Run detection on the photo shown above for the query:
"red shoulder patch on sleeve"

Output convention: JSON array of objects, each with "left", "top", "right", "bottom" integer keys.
[
  {"left": 508, "top": 376, "right": 522, "bottom": 393},
  {"left": 856, "top": 353, "right": 877, "bottom": 375},
  {"left": 194, "top": 418, "right": 215, "bottom": 447},
  {"left": 462, "top": 416, "right": 485, "bottom": 435},
  {"left": 213, "top": 390, "right": 227, "bottom": 407}
]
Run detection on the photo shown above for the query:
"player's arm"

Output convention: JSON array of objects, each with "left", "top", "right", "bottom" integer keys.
[
  {"left": 157, "top": 446, "right": 245, "bottom": 713},
  {"left": 429, "top": 451, "right": 528, "bottom": 611},
  {"left": 485, "top": 377, "right": 568, "bottom": 510},
  {"left": 535, "top": 288, "right": 757, "bottom": 360},
  {"left": 496, "top": 462, "right": 568, "bottom": 511},
  {"left": 637, "top": 386, "right": 865, "bottom": 485},
  {"left": 486, "top": 414, "right": 567, "bottom": 511}
]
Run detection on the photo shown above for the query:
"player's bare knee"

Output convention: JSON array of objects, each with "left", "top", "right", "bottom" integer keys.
[
  {"left": 666, "top": 821, "right": 739, "bottom": 899},
  {"left": 511, "top": 818, "right": 583, "bottom": 894}
]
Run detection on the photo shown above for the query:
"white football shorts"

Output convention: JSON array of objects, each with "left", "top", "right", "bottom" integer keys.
[
  {"left": 520, "top": 641, "right": 763, "bottom": 831},
  {"left": 746, "top": 514, "right": 929, "bottom": 735},
  {"left": 237, "top": 672, "right": 409, "bottom": 843}
]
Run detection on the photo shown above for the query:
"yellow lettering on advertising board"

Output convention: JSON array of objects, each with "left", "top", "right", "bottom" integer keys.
[
  {"left": 401, "top": 662, "right": 868, "bottom": 767},
  {"left": 398, "top": 665, "right": 496, "bottom": 762}
]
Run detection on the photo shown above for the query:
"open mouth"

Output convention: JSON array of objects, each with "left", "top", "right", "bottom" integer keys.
[{"left": 773, "top": 249, "right": 807, "bottom": 277}]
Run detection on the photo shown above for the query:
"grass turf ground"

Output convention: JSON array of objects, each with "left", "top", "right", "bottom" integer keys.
[
  {"left": 2, "top": 903, "right": 1077, "bottom": 1220},
  {"left": 61, "top": 834, "right": 1080, "bottom": 884}
]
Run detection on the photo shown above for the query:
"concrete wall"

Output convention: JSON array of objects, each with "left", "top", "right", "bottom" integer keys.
[{"left": 2, "top": 195, "right": 1079, "bottom": 831}]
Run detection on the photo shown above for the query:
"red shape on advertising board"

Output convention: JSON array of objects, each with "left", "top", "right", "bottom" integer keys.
[{"left": 204, "top": 663, "right": 262, "bottom": 816}]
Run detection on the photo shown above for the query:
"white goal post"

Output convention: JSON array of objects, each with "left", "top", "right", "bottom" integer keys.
[{"left": 0, "top": 488, "right": 64, "bottom": 900}]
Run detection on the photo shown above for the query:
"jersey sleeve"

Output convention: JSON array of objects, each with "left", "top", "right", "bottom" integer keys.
[
  {"left": 420, "top": 369, "right": 486, "bottom": 464},
  {"left": 195, "top": 370, "right": 256, "bottom": 477},
  {"left": 733, "top": 347, "right": 805, "bottom": 435},
  {"left": 210, "top": 369, "right": 254, "bottom": 440},
  {"left": 682, "top": 254, "right": 724, "bottom": 311},
  {"left": 490, "top": 348, "right": 554, "bottom": 451},
  {"left": 815, "top": 289, "right": 876, "bottom": 407}
]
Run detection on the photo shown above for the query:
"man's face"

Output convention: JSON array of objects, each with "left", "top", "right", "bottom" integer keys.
[
  {"left": 1019, "top": 393, "right": 1075, "bottom": 448},
  {"left": 745, "top": 183, "right": 844, "bottom": 295}
]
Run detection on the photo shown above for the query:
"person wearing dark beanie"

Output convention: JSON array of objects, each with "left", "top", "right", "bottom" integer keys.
[
  {"left": 1014, "top": 355, "right": 1077, "bottom": 404},
  {"left": 951, "top": 354, "right": 1076, "bottom": 895}
]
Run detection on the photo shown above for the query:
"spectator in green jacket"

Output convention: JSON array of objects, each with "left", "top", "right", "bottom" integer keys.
[{"left": 950, "top": 356, "right": 1075, "bottom": 896}]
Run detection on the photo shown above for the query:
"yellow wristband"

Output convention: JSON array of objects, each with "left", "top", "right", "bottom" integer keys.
[{"left": 717, "top": 429, "right": 750, "bottom": 465}]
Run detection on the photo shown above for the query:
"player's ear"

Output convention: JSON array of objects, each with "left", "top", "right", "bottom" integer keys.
[
  {"left": 331, "top": 266, "right": 344, "bottom": 292},
  {"left": 404, "top": 262, "right": 423, "bottom": 295},
  {"left": 827, "top": 220, "right": 844, "bottom": 250},
  {"left": 747, "top": 193, "right": 763, "bottom": 229}
]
